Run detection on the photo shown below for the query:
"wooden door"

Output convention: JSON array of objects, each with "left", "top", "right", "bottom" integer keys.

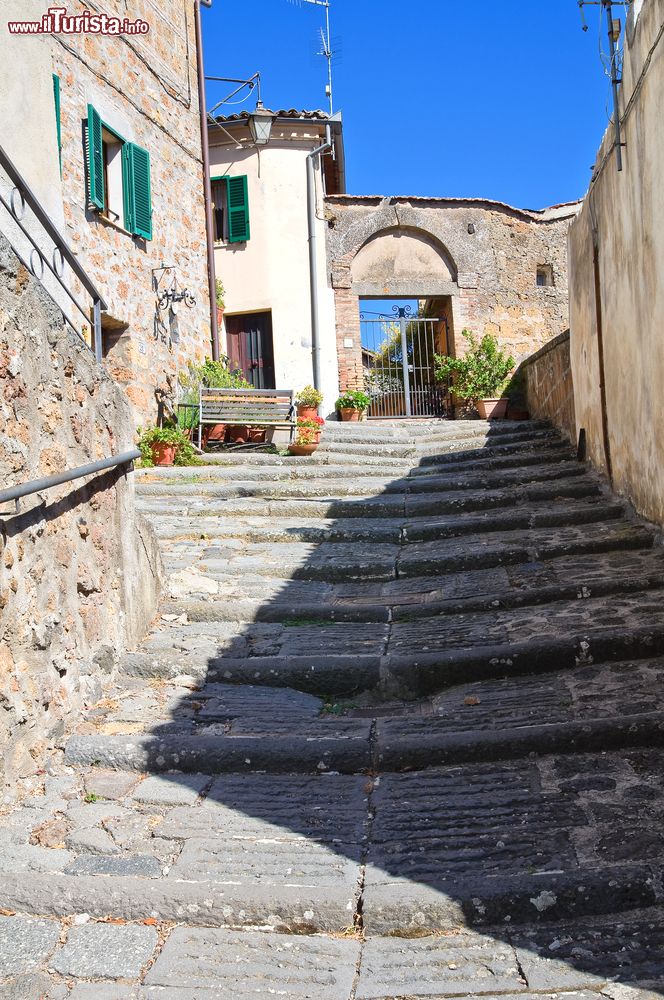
[{"left": 225, "top": 312, "right": 275, "bottom": 389}]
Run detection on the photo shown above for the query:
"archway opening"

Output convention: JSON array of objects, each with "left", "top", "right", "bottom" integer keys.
[{"left": 359, "top": 296, "right": 454, "bottom": 419}]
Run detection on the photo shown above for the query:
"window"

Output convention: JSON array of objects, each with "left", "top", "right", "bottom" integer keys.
[
  {"left": 210, "top": 174, "right": 250, "bottom": 244},
  {"left": 536, "top": 265, "right": 554, "bottom": 287},
  {"left": 86, "top": 104, "right": 152, "bottom": 240}
]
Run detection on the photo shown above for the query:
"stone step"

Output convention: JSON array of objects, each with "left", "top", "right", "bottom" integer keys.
[
  {"left": 117, "top": 594, "right": 664, "bottom": 698},
  {"left": 6, "top": 746, "right": 664, "bottom": 935},
  {"left": 418, "top": 435, "right": 572, "bottom": 467},
  {"left": 199, "top": 450, "right": 411, "bottom": 468},
  {"left": 316, "top": 426, "right": 561, "bottom": 458},
  {"left": 138, "top": 483, "right": 609, "bottom": 524},
  {"left": 64, "top": 658, "right": 664, "bottom": 773},
  {"left": 321, "top": 418, "right": 550, "bottom": 440},
  {"left": 163, "top": 547, "right": 664, "bottom": 623},
  {"left": 2, "top": 909, "right": 664, "bottom": 997},
  {"left": 136, "top": 472, "right": 600, "bottom": 512},
  {"left": 409, "top": 444, "right": 574, "bottom": 475},
  {"left": 143, "top": 498, "right": 624, "bottom": 547},
  {"left": 138, "top": 456, "right": 582, "bottom": 492},
  {"left": 156, "top": 520, "right": 654, "bottom": 589}
]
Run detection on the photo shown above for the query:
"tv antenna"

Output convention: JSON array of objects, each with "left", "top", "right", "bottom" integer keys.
[
  {"left": 578, "top": 0, "right": 630, "bottom": 171},
  {"left": 290, "top": 0, "right": 335, "bottom": 116}
]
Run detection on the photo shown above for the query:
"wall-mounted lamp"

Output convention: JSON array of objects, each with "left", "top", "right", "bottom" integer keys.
[
  {"left": 158, "top": 287, "right": 196, "bottom": 311},
  {"left": 249, "top": 101, "right": 275, "bottom": 145},
  {"left": 206, "top": 73, "right": 274, "bottom": 148},
  {"left": 152, "top": 264, "right": 197, "bottom": 317}
]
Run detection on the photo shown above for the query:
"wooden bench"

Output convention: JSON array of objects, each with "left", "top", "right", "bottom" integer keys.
[{"left": 198, "top": 387, "right": 295, "bottom": 449}]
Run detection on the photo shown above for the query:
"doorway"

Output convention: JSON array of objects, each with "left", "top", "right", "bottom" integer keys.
[
  {"left": 359, "top": 298, "right": 451, "bottom": 418},
  {"left": 225, "top": 312, "right": 275, "bottom": 389}
]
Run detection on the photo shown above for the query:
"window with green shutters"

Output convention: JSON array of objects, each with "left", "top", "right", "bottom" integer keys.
[
  {"left": 225, "top": 175, "right": 250, "bottom": 243},
  {"left": 52, "top": 75, "right": 62, "bottom": 173},
  {"left": 122, "top": 143, "right": 152, "bottom": 240},
  {"left": 86, "top": 106, "right": 153, "bottom": 239},
  {"left": 86, "top": 104, "right": 105, "bottom": 211}
]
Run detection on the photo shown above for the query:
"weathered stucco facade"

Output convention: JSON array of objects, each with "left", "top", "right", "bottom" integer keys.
[
  {"left": 209, "top": 111, "right": 344, "bottom": 415},
  {"left": 0, "top": 236, "right": 162, "bottom": 784},
  {"left": 1, "top": 0, "right": 212, "bottom": 423},
  {"left": 568, "top": 0, "right": 664, "bottom": 525},
  {"left": 325, "top": 195, "right": 579, "bottom": 393}
]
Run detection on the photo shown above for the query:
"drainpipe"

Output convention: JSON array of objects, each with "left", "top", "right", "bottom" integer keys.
[
  {"left": 194, "top": 0, "right": 220, "bottom": 361},
  {"left": 589, "top": 191, "right": 613, "bottom": 484},
  {"left": 307, "top": 124, "right": 332, "bottom": 393}
]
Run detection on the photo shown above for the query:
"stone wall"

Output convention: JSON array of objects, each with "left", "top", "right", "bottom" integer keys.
[
  {"left": 325, "top": 196, "right": 580, "bottom": 393},
  {"left": 1, "top": 0, "right": 212, "bottom": 425},
  {"left": 568, "top": 0, "right": 664, "bottom": 525},
  {"left": 519, "top": 331, "right": 576, "bottom": 444},
  {"left": 0, "top": 235, "right": 162, "bottom": 785}
]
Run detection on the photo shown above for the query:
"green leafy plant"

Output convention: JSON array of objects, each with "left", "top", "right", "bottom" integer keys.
[
  {"left": 336, "top": 389, "right": 371, "bottom": 412},
  {"left": 215, "top": 278, "right": 225, "bottom": 309},
  {"left": 138, "top": 426, "right": 199, "bottom": 467},
  {"left": 293, "top": 417, "right": 324, "bottom": 446},
  {"left": 177, "top": 356, "right": 251, "bottom": 434},
  {"left": 295, "top": 385, "right": 324, "bottom": 408},
  {"left": 434, "top": 331, "right": 515, "bottom": 403}
]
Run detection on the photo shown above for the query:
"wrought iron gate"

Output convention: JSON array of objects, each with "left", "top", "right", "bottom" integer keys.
[{"left": 360, "top": 306, "right": 450, "bottom": 418}]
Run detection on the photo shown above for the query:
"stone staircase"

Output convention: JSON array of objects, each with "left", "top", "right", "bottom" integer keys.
[{"left": 3, "top": 418, "right": 664, "bottom": 997}]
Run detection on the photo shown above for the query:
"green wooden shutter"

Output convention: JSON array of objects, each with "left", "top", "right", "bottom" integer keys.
[
  {"left": 225, "top": 175, "right": 250, "bottom": 243},
  {"left": 86, "top": 104, "right": 104, "bottom": 210},
  {"left": 52, "top": 75, "right": 62, "bottom": 173},
  {"left": 122, "top": 142, "right": 152, "bottom": 240}
]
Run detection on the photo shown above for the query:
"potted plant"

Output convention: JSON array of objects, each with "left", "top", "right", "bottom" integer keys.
[
  {"left": 295, "top": 385, "right": 324, "bottom": 420},
  {"left": 288, "top": 418, "right": 324, "bottom": 456},
  {"left": 335, "top": 389, "right": 371, "bottom": 422},
  {"left": 178, "top": 356, "right": 250, "bottom": 447},
  {"left": 138, "top": 426, "right": 197, "bottom": 467},
  {"left": 434, "top": 330, "right": 515, "bottom": 420}
]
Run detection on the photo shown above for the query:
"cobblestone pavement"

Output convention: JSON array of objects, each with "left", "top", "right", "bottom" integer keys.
[{"left": 3, "top": 420, "right": 664, "bottom": 998}]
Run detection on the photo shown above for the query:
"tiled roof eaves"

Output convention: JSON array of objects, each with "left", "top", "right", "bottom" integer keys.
[{"left": 323, "top": 193, "right": 583, "bottom": 221}]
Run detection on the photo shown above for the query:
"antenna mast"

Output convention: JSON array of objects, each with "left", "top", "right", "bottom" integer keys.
[{"left": 299, "top": 0, "right": 334, "bottom": 115}]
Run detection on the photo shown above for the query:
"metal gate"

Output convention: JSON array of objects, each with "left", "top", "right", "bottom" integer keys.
[{"left": 360, "top": 307, "right": 450, "bottom": 418}]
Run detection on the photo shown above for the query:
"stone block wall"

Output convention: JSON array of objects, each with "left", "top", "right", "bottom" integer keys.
[
  {"left": 0, "top": 235, "right": 162, "bottom": 785},
  {"left": 326, "top": 197, "right": 580, "bottom": 395},
  {"left": 519, "top": 331, "right": 576, "bottom": 444},
  {"left": 49, "top": 0, "right": 212, "bottom": 423}
]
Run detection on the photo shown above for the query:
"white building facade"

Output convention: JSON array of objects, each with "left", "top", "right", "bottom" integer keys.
[{"left": 208, "top": 110, "right": 345, "bottom": 415}]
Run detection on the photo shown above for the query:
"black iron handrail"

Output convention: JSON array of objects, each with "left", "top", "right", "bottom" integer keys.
[
  {"left": 0, "top": 450, "right": 141, "bottom": 511},
  {"left": 0, "top": 143, "right": 107, "bottom": 361}
]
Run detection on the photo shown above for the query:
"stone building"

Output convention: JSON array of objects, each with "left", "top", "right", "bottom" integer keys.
[
  {"left": 0, "top": 0, "right": 214, "bottom": 422},
  {"left": 325, "top": 195, "right": 580, "bottom": 409}
]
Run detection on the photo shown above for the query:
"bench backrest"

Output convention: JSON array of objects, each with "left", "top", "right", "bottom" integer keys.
[{"left": 200, "top": 387, "right": 294, "bottom": 425}]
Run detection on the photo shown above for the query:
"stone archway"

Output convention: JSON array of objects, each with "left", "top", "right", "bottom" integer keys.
[{"left": 332, "top": 225, "right": 459, "bottom": 393}]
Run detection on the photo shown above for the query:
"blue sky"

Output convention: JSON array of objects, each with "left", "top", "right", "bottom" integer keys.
[{"left": 202, "top": 0, "right": 618, "bottom": 208}]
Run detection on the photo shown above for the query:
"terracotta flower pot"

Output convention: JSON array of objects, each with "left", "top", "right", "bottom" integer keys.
[
  {"left": 247, "top": 427, "right": 266, "bottom": 443},
  {"left": 339, "top": 407, "right": 360, "bottom": 422},
  {"left": 229, "top": 425, "right": 250, "bottom": 443},
  {"left": 151, "top": 443, "right": 176, "bottom": 466},
  {"left": 297, "top": 405, "right": 318, "bottom": 421},
  {"left": 203, "top": 423, "right": 227, "bottom": 446},
  {"left": 288, "top": 443, "right": 318, "bottom": 456},
  {"left": 477, "top": 398, "right": 509, "bottom": 420}
]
